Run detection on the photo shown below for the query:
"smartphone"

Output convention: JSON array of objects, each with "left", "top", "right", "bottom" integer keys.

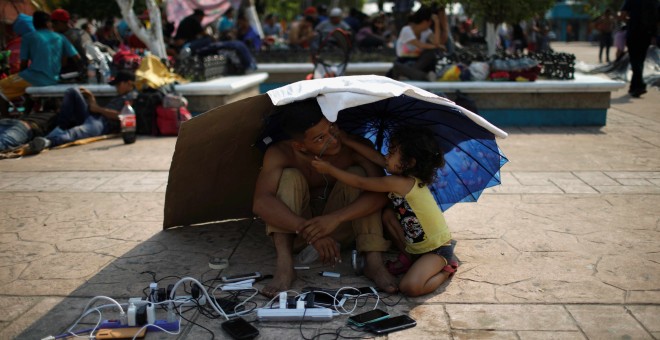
[
  {"left": 300, "top": 291, "right": 346, "bottom": 308},
  {"left": 366, "top": 315, "right": 417, "bottom": 334},
  {"left": 347, "top": 309, "right": 390, "bottom": 327},
  {"left": 96, "top": 327, "right": 146, "bottom": 339},
  {"left": 221, "top": 317, "right": 259, "bottom": 340},
  {"left": 345, "top": 286, "right": 378, "bottom": 296},
  {"left": 221, "top": 272, "right": 262, "bottom": 283},
  {"left": 216, "top": 297, "right": 246, "bottom": 314}
]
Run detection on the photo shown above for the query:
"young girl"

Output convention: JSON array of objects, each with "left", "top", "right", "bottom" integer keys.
[{"left": 311, "top": 126, "right": 457, "bottom": 297}]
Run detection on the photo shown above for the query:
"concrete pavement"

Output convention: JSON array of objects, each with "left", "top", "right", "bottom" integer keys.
[{"left": 1, "top": 42, "right": 659, "bottom": 339}]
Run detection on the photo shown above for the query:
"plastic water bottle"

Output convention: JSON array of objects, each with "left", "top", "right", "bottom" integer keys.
[
  {"left": 87, "top": 63, "right": 98, "bottom": 84},
  {"left": 119, "top": 101, "right": 137, "bottom": 144}
]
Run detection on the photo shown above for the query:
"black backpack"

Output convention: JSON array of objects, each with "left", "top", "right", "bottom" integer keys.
[{"left": 132, "top": 88, "right": 165, "bottom": 135}]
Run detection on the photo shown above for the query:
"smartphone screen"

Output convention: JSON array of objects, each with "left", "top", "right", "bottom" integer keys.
[
  {"left": 348, "top": 309, "right": 389, "bottom": 325},
  {"left": 308, "top": 292, "right": 345, "bottom": 307},
  {"left": 367, "top": 315, "right": 417, "bottom": 334},
  {"left": 221, "top": 317, "right": 259, "bottom": 339}
]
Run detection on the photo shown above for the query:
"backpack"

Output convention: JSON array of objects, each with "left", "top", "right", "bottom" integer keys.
[
  {"left": 156, "top": 105, "right": 192, "bottom": 136},
  {"left": 132, "top": 88, "right": 164, "bottom": 135},
  {"left": 156, "top": 90, "right": 191, "bottom": 136},
  {"left": 112, "top": 50, "right": 142, "bottom": 71}
]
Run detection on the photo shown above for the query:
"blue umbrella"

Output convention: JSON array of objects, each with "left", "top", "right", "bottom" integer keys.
[{"left": 336, "top": 94, "right": 508, "bottom": 211}]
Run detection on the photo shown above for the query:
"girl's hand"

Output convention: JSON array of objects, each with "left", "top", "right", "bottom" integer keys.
[{"left": 311, "top": 156, "right": 332, "bottom": 174}]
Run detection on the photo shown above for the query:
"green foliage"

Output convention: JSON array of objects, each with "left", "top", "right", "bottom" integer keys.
[
  {"left": 463, "top": 0, "right": 555, "bottom": 24},
  {"left": 58, "top": 0, "right": 147, "bottom": 20}
]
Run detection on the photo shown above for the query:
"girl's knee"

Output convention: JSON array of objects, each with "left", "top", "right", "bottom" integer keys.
[{"left": 399, "top": 279, "right": 423, "bottom": 297}]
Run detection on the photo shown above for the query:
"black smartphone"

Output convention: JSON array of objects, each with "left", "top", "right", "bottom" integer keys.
[
  {"left": 366, "top": 315, "right": 417, "bottom": 334},
  {"left": 347, "top": 309, "right": 389, "bottom": 327},
  {"left": 221, "top": 317, "right": 259, "bottom": 340},
  {"left": 308, "top": 292, "right": 346, "bottom": 308}
]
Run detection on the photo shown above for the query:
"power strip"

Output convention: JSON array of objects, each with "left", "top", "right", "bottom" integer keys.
[
  {"left": 98, "top": 319, "right": 179, "bottom": 332},
  {"left": 256, "top": 307, "right": 333, "bottom": 321}
]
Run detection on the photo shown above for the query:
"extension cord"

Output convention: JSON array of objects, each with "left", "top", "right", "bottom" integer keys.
[
  {"left": 173, "top": 295, "right": 207, "bottom": 307},
  {"left": 256, "top": 307, "right": 333, "bottom": 321},
  {"left": 98, "top": 319, "right": 179, "bottom": 332}
]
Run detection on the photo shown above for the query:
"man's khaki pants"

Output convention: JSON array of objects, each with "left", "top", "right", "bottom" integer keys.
[{"left": 266, "top": 167, "right": 391, "bottom": 252}]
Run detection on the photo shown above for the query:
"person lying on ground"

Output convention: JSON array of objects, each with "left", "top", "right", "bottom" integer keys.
[
  {"left": 28, "top": 70, "right": 138, "bottom": 152},
  {"left": 0, "top": 110, "right": 57, "bottom": 152},
  {"left": 252, "top": 98, "right": 398, "bottom": 298}
]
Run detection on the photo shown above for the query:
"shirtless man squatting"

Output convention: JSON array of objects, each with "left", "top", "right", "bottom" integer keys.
[{"left": 252, "top": 97, "right": 398, "bottom": 297}]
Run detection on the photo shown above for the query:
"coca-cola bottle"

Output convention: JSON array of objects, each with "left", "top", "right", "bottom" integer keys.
[{"left": 119, "top": 101, "right": 137, "bottom": 144}]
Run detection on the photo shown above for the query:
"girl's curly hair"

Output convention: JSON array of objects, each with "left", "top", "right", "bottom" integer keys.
[{"left": 388, "top": 126, "right": 445, "bottom": 187}]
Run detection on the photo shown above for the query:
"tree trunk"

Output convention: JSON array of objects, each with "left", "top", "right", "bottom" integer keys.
[
  {"left": 486, "top": 22, "right": 497, "bottom": 56},
  {"left": 116, "top": 0, "right": 167, "bottom": 59}
]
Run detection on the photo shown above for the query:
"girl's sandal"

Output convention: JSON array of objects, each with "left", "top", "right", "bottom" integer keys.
[
  {"left": 386, "top": 252, "right": 413, "bottom": 275},
  {"left": 442, "top": 258, "right": 459, "bottom": 278}
]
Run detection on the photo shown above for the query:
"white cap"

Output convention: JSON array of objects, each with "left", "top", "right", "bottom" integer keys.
[{"left": 330, "top": 8, "right": 342, "bottom": 17}]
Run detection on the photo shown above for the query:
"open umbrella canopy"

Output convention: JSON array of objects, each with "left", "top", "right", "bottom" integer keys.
[
  {"left": 337, "top": 95, "right": 508, "bottom": 211},
  {"left": 164, "top": 75, "right": 508, "bottom": 228}
]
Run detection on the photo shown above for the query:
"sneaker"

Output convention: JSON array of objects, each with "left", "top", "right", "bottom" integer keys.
[
  {"left": 25, "top": 137, "right": 50, "bottom": 155},
  {"left": 629, "top": 88, "right": 647, "bottom": 98}
]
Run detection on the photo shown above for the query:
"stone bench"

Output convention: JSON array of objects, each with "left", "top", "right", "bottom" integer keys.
[
  {"left": 257, "top": 62, "right": 625, "bottom": 126},
  {"left": 258, "top": 62, "right": 391, "bottom": 83},
  {"left": 408, "top": 73, "right": 625, "bottom": 126},
  {"left": 26, "top": 73, "right": 269, "bottom": 115}
]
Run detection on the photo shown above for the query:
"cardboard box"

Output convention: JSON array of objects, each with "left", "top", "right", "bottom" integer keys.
[{"left": 164, "top": 94, "right": 273, "bottom": 228}]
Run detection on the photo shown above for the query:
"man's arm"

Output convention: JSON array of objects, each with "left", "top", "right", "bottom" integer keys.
[
  {"left": 252, "top": 146, "right": 306, "bottom": 232},
  {"left": 299, "top": 151, "right": 390, "bottom": 244},
  {"left": 80, "top": 87, "right": 120, "bottom": 120}
]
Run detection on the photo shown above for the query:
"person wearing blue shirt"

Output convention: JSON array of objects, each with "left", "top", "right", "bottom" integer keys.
[
  {"left": 0, "top": 11, "right": 79, "bottom": 116},
  {"left": 217, "top": 7, "right": 235, "bottom": 40}
]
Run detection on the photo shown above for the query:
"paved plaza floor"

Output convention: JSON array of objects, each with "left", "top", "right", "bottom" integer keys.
[{"left": 1, "top": 42, "right": 659, "bottom": 339}]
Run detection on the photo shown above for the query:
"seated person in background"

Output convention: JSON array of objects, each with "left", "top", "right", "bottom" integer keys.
[
  {"left": 387, "top": 6, "right": 446, "bottom": 81},
  {"left": 51, "top": 9, "right": 93, "bottom": 74},
  {"left": 0, "top": 110, "right": 57, "bottom": 152},
  {"left": 315, "top": 8, "right": 352, "bottom": 43},
  {"left": 173, "top": 9, "right": 206, "bottom": 49},
  {"left": 236, "top": 11, "right": 262, "bottom": 51},
  {"left": 29, "top": 71, "right": 138, "bottom": 152},
  {"left": 262, "top": 13, "right": 281, "bottom": 38},
  {"left": 0, "top": 11, "right": 80, "bottom": 117},
  {"left": 217, "top": 6, "right": 236, "bottom": 41},
  {"left": 356, "top": 14, "right": 391, "bottom": 49},
  {"left": 287, "top": 15, "right": 316, "bottom": 49},
  {"left": 97, "top": 19, "right": 122, "bottom": 49}
]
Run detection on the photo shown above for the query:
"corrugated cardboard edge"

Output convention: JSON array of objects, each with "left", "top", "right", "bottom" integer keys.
[{"left": 163, "top": 94, "right": 274, "bottom": 229}]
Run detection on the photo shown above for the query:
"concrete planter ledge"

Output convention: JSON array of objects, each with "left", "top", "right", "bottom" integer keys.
[
  {"left": 408, "top": 73, "right": 625, "bottom": 126},
  {"left": 25, "top": 73, "right": 269, "bottom": 114},
  {"left": 408, "top": 73, "right": 625, "bottom": 93}
]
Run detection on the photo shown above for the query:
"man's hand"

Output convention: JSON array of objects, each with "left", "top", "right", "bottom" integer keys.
[
  {"left": 79, "top": 87, "right": 96, "bottom": 103},
  {"left": 298, "top": 213, "right": 341, "bottom": 244},
  {"left": 311, "top": 156, "right": 333, "bottom": 174},
  {"left": 311, "top": 236, "right": 340, "bottom": 266}
]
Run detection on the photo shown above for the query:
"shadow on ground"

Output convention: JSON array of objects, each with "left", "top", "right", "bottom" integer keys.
[{"left": 17, "top": 219, "right": 416, "bottom": 339}]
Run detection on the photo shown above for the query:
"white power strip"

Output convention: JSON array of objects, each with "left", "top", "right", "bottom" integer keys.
[{"left": 256, "top": 307, "right": 333, "bottom": 321}]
